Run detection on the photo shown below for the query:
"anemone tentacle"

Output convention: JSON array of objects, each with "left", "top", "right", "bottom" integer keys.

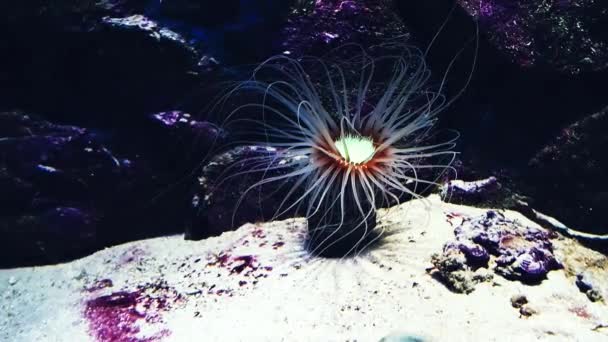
[{"left": 216, "top": 46, "right": 458, "bottom": 257}]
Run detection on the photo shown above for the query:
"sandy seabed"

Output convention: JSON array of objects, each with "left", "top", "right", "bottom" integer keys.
[{"left": 1, "top": 195, "right": 607, "bottom": 342}]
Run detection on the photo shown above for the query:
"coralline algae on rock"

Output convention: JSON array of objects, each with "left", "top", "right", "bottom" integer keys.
[
  {"left": 458, "top": 0, "right": 608, "bottom": 73},
  {"left": 433, "top": 210, "right": 562, "bottom": 292},
  {"left": 281, "top": 0, "right": 407, "bottom": 57},
  {"left": 149, "top": 110, "right": 228, "bottom": 154},
  {"left": 102, "top": 14, "right": 193, "bottom": 49},
  {"left": 440, "top": 177, "right": 502, "bottom": 205},
  {"left": 430, "top": 243, "right": 494, "bottom": 294}
]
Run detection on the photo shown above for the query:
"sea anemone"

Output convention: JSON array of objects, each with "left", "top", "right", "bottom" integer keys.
[{"left": 215, "top": 45, "right": 458, "bottom": 257}]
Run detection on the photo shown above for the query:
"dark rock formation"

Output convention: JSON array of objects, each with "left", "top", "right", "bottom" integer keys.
[
  {"left": 0, "top": 111, "right": 190, "bottom": 267},
  {"left": 188, "top": 145, "right": 303, "bottom": 240},
  {"left": 148, "top": 110, "right": 229, "bottom": 163},
  {"left": 0, "top": 0, "right": 297, "bottom": 267},
  {"left": 457, "top": 0, "right": 608, "bottom": 74},
  {"left": 0, "top": 7, "right": 204, "bottom": 124},
  {"left": 441, "top": 177, "right": 502, "bottom": 205},
  {"left": 396, "top": 0, "right": 608, "bottom": 73},
  {"left": 527, "top": 106, "right": 608, "bottom": 236},
  {"left": 396, "top": 0, "right": 608, "bottom": 239},
  {"left": 159, "top": 0, "right": 240, "bottom": 27},
  {"left": 155, "top": 0, "right": 292, "bottom": 65},
  {"left": 282, "top": 0, "right": 407, "bottom": 57},
  {"left": 395, "top": 0, "right": 608, "bottom": 162}
]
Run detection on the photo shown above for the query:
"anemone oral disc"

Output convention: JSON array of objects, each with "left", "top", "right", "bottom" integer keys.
[{"left": 334, "top": 134, "right": 376, "bottom": 165}]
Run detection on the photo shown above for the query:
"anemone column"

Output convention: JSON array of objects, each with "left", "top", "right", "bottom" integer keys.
[{"left": 306, "top": 179, "right": 379, "bottom": 258}]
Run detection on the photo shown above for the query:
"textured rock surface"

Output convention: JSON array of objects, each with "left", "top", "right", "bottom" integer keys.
[
  {"left": 154, "top": 0, "right": 291, "bottom": 65},
  {"left": 395, "top": 0, "right": 608, "bottom": 154},
  {"left": 188, "top": 145, "right": 304, "bottom": 240},
  {"left": 527, "top": 106, "right": 608, "bottom": 236},
  {"left": 159, "top": 0, "right": 240, "bottom": 27},
  {"left": 0, "top": 2, "right": 206, "bottom": 123},
  {"left": 458, "top": 0, "right": 608, "bottom": 74},
  {"left": 432, "top": 210, "right": 562, "bottom": 292},
  {"left": 149, "top": 110, "right": 228, "bottom": 158},
  {"left": 395, "top": 0, "right": 608, "bottom": 240},
  {"left": 281, "top": 0, "right": 407, "bottom": 57},
  {"left": 397, "top": 0, "right": 608, "bottom": 74},
  {"left": 441, "top": 177, "right": 502, "bottom": 205},
  {"left": 0, "top": 111, "right": 188, "bottom": 267},
  {"left": 553, "top": 236, "right": 608, "bottom": 305}
]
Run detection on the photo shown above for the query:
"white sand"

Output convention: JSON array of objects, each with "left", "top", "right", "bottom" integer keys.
[{"left": 1, "top": 195, "right": 606, "bottom": 342}]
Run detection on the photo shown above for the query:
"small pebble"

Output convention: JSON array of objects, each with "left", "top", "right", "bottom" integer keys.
[
  {"left": 519, "top": 306, "right": 537, "bottom": 317},
  {"left": 8, "top": 277, "right": 18, "bottom": 286},
  {"left": 511, "top": 294, "right": 528, "bottom": 308}
]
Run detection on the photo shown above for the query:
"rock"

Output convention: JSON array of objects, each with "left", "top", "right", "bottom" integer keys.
[
  {"left": 0, "top": 4, "right": 205, "bottom": 124},
  {"left": 397, "top": 0, "right": 608, "bottom": 74},
  {"left": 510, "top": 294, "right": 528, "bottom": 308},
  {"left": 518, "top": 305, "right": 538, "bottom": 317},
  {"left": 0, "top": 1, "right": 147, "bottom": 26},
  {"left": 435, "top": 210, "right": 562, "bottom": 291},
  {"left": 512, "top": 198, "right": 608, "bottom": 253},
  {"left": 527, "top": 106, "right": 608, "bottom": 237},
  {"left": 495, "top": 246, "right": 559, "bottom": 283},
  {"left": 159, "top": 0, "right": 240, "bottom": 27},
  {"left": 441, "top": 177, "right": 502, "bottom": 205},
  {"left": 0, "top": 111, "right": 186, "bottom": 267},
  {"left": 187, "top": 145, "right": 304, "bottom": 240},
  {"left": 395, "top": 0, "right": 608, "bottom": 166},
  {"left": 156, "top": 0, "right": 291, "bottom": 64},
  {"left": 429, "top": 244, "right": 493, "bottom": 294},
  {"left": 0, "top": 207, "right": 99, "bottom": 266},
  {"left": 149, "top": 110, "right": 228, "bottom": 154},
  {"left": 101, "top": 14, "right": 192, "bottom": 45},
  {"left": 460, "top": 211, "right": 562, "bottom": 283},
  {"left": 281, "top": 0, "right": 407, "bottom": 57},
  {"left": 141, "top": 110, "right": 229, "bottom": 172},
  {"left": 457, "top": 0, "right": 608, "bottom": 74},
  {"left": 458, "top": 241, "right": 491, "bottom": 267},
  {"left": 576, "top": 273, "right": 604, "bottom": 302},
  {"left": 510, "top": 293, "right": 539, "bottom": 316},
  {"left": 553, "top": 237, "right": 608, "bottom": 304}
]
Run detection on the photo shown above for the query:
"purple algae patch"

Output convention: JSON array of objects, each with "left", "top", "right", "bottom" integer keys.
[
  {"left": 84, "top": 283, "right": 182, "bottom": 342},
  {"left": 439, "top": 210, "right": 562, "bottom": 286},
  {"left": 85, "top": 291, "right": 149, "bottom": 342}
]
